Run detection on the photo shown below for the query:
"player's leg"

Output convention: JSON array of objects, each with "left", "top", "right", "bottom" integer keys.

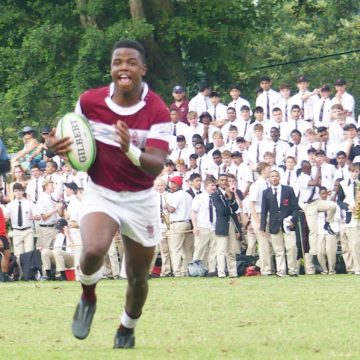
[
  {"left": 114, "top": 235, "right": 155, "bottom": 349},
  {"left": 72, "top": 212, "right": 118, "bottom": 340}
]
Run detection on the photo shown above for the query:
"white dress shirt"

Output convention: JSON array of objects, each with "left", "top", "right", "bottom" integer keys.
[
  {"left": 188, "top": 93, "right": 211, "bottom": 115},
  {"left": 228, "top": 98, "right": 252, "bottom": 119},
  {"left": 192, "top": 192, "right": 216, "bottom": 230},
  {"left": 256, "top": 89, "right": 281, "bottom": 120},
  {"left": 5, "top": 199, "right": 38, "bottom": 229}
]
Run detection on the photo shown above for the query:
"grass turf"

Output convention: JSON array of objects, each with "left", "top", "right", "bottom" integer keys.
[{"left": 0, "top": 275, "right": 359, "bottom": 359}]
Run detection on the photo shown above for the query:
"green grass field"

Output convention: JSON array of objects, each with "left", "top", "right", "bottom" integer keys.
[{"left": 1, "top": 275, "right": 360, "bottom": 359}]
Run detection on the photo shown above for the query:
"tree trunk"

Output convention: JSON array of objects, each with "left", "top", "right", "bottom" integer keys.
[{"left": 129, "top": 0, "right": 184, "bottom": 98}]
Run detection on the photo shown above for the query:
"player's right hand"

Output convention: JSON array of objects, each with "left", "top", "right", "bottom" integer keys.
[{"left": 46, "top": 128, "right": 72, "bottom": 156}]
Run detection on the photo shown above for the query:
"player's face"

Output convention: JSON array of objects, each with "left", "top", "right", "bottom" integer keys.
[{"left": 111, "top": 48, "right": 147, "bottom": 93}]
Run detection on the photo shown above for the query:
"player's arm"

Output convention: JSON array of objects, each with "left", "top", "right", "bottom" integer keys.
[{"left": 46, "top": 128, "right": 72, "bottom": 156}]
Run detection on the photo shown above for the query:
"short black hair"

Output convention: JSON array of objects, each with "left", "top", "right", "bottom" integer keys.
[
  {"left": 317, "top": 126, "right": 328, "bottom": 133},
  {"left": 189, "top": 173, "right": 201, "bottom": 182},
  {"left": 112, "top": 40, "right": 146, "bottom": 62}
]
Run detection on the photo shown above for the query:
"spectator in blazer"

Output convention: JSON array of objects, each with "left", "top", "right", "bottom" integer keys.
[
  {"left": 211, "top": 174, "right": 242, "bottom": 278},
  {"left": 260, "top": 170, "right": 299, "bottom": 277}
]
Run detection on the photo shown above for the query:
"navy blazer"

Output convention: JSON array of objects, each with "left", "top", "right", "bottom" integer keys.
[
  {"left": 260, "top": 185, "right": 299, "bottom": 234},
  {"left": 211, "top": 189, "right": 241, "bottom": 236}
]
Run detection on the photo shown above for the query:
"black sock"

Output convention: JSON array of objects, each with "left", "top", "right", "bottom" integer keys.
[
  {"left": 46, "top": 270, "right": 52, "bottom": 278},
  {"left": 60, "top": 271, "right": 67, "bottom": 280},
  {"left": 3, "top": 272, "right": 9, "bottom": 281}
]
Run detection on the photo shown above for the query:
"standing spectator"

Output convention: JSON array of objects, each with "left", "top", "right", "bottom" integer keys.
[
  {"left": 169, "top": 109, "right": 189, "bottom": 151},
  {"left": 154, "top": 178, "right": 172, "bottom": 277},
  {"left": 63, "top": 182, "right": 82, "bottom": 279},
  {"left": 331, "top": 78, "right": 355, "bottom": 120},
  {"left": 169, "top": 85, "right": 189, "bottom": 124},
  {"left": 186, "top": 173, "right": 202, "bottom": 198},
  {"left": 337, "top": 164, "right": 360, "bottom": 275},
  {"left": 260, "top": 170, "right": 299, "bottom": 277},
  {"left": 276, "top": 84, "right": 292, "bottom": 122},
  {"left": 191, "top": 177, "right": 218, "bottom": 274},
  {"left": 184, "top": 111, "right": 204, "bottom": 146},
  {"left": 37, "top": 180, "right": 63, "bottom": 249},
  {"left": 26, "top": 164, "right": 45, "bottom": 205},
  {"left": 249, "top": 162, "right": 272, "bottom": 275},
  {"left": 255, "top": 76, "right": 281, "bottom": 121},
  {"left": 188, "top": 80, "right": 211, "bottom": 115},
  {"left": 165, "top": 176, "right": 193, "bottom": 277},
  {"left": 317, "top": 187, "right": 337, "bottom": 275},
  {"left": 44, "top": 160, "right": 63, "bottom": 201},
  {"left": 290, "top": 76, "right": 318, "bottom": 121},
  {"left": 5, "top": 183, "right": 39, "bottom": 278},
  {"left": 208, "top": 91, "right": 228, "bottom": 124},
  {"left": 313, "top": 85, "right": 332, "bottom": 128},
  {"left": 227, "top": 84, "right": 251, "bottom": 120},
  {"left": 211, "top": 174, "right": 241, "bottom": 278}
]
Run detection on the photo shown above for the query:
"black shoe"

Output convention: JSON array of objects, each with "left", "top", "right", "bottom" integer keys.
[
  {"left": 324, "top": 222, "right": 335, "bottom": 235},
  {"left": 113, "top": 329, "right": 135, "bottom": 349},
  {"left": 72, "top": 299, "right": 97, "bottom": 340},
  {"left": 289, "top": 274, "right": 298, "bottom": 277}
]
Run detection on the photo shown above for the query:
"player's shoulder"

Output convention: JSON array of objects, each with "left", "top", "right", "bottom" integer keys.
[{"left": 80, "top": 85, "right": 109, "bottom": 103}]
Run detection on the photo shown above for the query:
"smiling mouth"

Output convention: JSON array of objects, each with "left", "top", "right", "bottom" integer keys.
[{"left": 118, "top": 75, "right": 131, "bottom": 84}]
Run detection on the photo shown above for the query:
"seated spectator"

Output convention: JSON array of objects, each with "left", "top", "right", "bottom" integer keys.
[
  {"left": 41, "top": 218, "right": 75, "bottom": 281},
  {"left": 11, "top": 126, "right": 41, "bottom": 171}
]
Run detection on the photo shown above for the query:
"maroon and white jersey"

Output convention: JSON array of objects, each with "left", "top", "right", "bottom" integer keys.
[{"left": 75, "top": 82, "right": 170, "bottom": 192}]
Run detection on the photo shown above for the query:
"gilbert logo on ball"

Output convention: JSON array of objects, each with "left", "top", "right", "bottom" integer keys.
[{"left": 56, "top": 113, "right": 96, "bottom": 172}]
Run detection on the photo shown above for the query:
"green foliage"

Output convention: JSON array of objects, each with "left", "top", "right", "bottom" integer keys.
[{"left": 0, "top": 0, "right": 358, "bottom": 151}]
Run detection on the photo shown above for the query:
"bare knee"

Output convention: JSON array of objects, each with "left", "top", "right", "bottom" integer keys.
[{"left": 127, "top": 272, "right": 148, "bottom": 291}]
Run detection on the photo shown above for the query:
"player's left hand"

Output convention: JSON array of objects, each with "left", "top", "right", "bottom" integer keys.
[{"left": 114, "top": 120, "right": 130, "bottom": 152}]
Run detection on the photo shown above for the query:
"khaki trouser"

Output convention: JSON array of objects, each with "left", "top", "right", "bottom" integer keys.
[
  {"left": 103, "top": 238, "right": 120, "bottom": 278},
  {"left": 317, "top": 234, "right": 337, "bottom": 274},
  {"left": 37, "top": 226, "right": 58, "bottom": 249},
  {"left": 168, "top": 221, "right": 192, "bottom": 277},
  {"left": 193, "top": 228, "right": 217, "bottom": 273},
  {"left": 245, "top": 226, "right": 257, "bottom": 257},
  {"left": 159, "top": 228, "right": 172, "bottom": 276},
  {"left": 270, "top": 230, "right": 298, "bottom": 276},
  {"left": 303, "top": 200, "right": 336, "bottom": 255},
  {"left": 346, "top": 225, "right": 360, "bottom": 273},
  {"left": 12, "top": 228, "right": 34, "bottom": 276},
  {"left": 338, "top": 223, "right": 354, "bottom": 272},
  {"left": 216, "top": 222, "right": 237, "bottom": 277},
  {"left": 253, "top": 215, "right": 273, "bottom": 275},
  {"left": 41, "top": 248, "right": 74, "bottom": 271},
  {"left": 304, "top": 253, "right": 316, "bottom": 275}
]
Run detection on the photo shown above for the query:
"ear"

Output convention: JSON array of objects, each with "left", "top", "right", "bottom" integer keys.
[{"left": 142, "top": 64, "right": 148, "bottom": 77}]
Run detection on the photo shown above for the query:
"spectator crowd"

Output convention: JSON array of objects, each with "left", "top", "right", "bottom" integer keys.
[{"left": 0, "top": 75, "right": 359, "bottom": 282}]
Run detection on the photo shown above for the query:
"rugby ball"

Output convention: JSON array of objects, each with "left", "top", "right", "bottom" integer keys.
[{"left": 56, "top": 112, "right": 96, "bottom": 172}]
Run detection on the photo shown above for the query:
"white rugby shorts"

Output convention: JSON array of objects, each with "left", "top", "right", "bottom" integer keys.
[{"left": 80, "top": 179, "right": 159, "bottom": 247}]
